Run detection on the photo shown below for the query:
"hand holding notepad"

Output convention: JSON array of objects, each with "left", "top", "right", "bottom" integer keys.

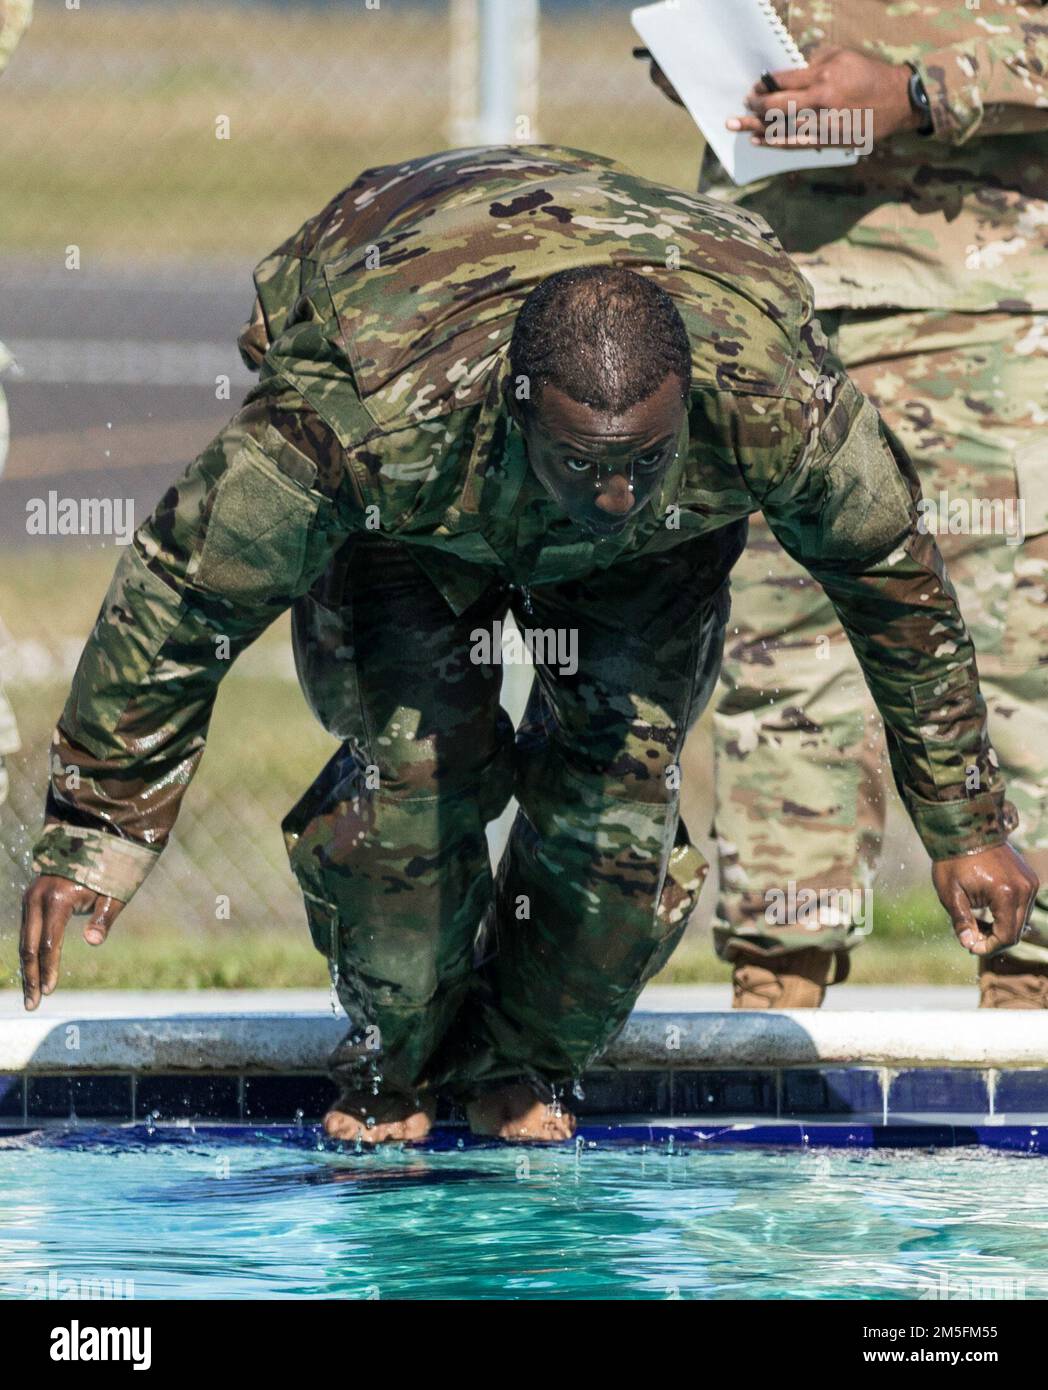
[{"left": 631, "top": 0, "right": 861, "bottom": 184}]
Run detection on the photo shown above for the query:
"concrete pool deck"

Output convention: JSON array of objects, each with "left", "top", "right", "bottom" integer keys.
[
  {"left": 0, "top": 984, "right": 1045, "bottom": 1142},
  {"left": 0, "top": 982, "right": 983, "bottom": 1020},
  {"left": 0, "top": 984, "right": 1043, "bottom": 1074}
]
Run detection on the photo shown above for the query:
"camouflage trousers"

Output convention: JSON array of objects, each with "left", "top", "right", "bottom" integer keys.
[
  {"left": 713, "top": 309, "right": 1048, "bottom": 963},
  {"left": 282, "top": 526, "right": 743, "bottom": 1097}
]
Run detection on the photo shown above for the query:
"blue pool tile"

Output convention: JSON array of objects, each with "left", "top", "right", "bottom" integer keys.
[
  {"left": 73, "top": 1075, "right": 133, "bottom": 1119},
  {"left": 0, "top": 1074, "right": 24, "bottom": 1119},
  {"left": 135, "top": 1074, "right": 241, "bottom": 1121},
  {"left": 974, "top": 1125, "right": 1048, "bottom": 1154},
  {"left": 575, "top": 1123, "right": 658, "bottom": 1145},
  {"left": 243, "top": 1075, "right": 336, "bottom": 1122},
  {"left": 672, "top": 1070, "right": 777, "bottom": 1116},
  {"left": 698, "top": 1123, "right": 806, "bottom": 1145},
  {"left": 27, "top": 1074, "right": 134, "bottom": 1120},
  {"left": 887, "top": 1070, "right": 989, "bottom": 1116},
  {"left": 800, "top": 1123, "right": 878, "bottom": 1147},
  {"left": 26, "top": 1076, "right": 72, "bottom": 1118},
  {"left": 995, "top": 1070, "right": 1048, "bottom": 1114},
  {"left": 781, "top": 1068, "right": 883, "bottom": 1117},
  {"left": 48, "top": 1120, "right": 1048, "bottom": 1153},
  {"left": 573, "top": 1070, "right": 671, "bottom": 1116},
  {"left": 872, "top": 1124, "right": 962, "bottom": 1148}
]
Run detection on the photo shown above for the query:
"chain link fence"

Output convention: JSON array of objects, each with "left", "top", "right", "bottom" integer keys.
[{"left": 1, "top": 0, "right": 703, "bottom": 259}]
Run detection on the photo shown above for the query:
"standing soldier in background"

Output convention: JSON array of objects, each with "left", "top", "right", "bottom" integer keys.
[
  {"left": 0, "top": 0, "right": 33, "bottom": 817},
  {"left": 651, "top": 0, "right": 1048, "bottom": 1008}
]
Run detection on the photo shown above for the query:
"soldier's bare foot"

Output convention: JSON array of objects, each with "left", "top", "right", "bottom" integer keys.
[
  {"left": 323, "top": 1090, "right": 436, "bottom": 1144},
  {"left": 466, "top": 1083, "right": 577, "bottom": 1141}
]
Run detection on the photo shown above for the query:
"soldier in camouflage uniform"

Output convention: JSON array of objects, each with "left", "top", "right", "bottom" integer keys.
[
  {"left": 653, "top": 0, "right": 1048, "bottom": 1007},
  {"left": 20, "top": 147, "right": 1036, "bottom": 1142},
  {"left": 0, "top": 0, "right": 31, "bottom": 813}
]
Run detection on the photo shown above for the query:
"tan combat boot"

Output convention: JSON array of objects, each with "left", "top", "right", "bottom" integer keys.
[
  {"left": 731, "top": 946, "right": 850, "bottom": 1009},
  {"left": 978, "top": 954, "right": 1048, "bottom": 1009}
]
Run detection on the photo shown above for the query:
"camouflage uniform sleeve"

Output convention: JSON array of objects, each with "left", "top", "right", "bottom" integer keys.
[
  {"left": 31, "top": 382, "right": 358, "bottom": 903},
  {"left": 741, "top": 325, "right": 1012, "bottom": 864},
  {"left": 914, "top": 2, "right": 1048, "bottom": 143}
]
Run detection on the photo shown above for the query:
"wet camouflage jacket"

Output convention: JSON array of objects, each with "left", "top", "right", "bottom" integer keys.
[
  {"left": 33, "top": 146, "right": 1011, "bottom": 903},
  {"left": 704, "top": 0, "right": 1048, "bottom": 311}
]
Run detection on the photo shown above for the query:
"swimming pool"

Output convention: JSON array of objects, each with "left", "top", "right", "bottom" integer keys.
[{"left": 1, "top": 1127, "right": 1044, "bottom": 1300}]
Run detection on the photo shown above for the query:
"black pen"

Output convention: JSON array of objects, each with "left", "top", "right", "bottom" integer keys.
[{"left": 759, "top": 69, "right": 782, "bottom": 92}]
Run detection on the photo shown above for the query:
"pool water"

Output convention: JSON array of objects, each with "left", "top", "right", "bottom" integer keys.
[{"left": 1, "top": 1128, "right": 1045, "bottom": 1300}]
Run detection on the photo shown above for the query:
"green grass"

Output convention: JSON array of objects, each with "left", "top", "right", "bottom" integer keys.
[
  {"left": 0, "top": 890, "right": 968, "bottom": 994},
  {"left": 1, "top": 928, "right": 328, "bottom": 995}
]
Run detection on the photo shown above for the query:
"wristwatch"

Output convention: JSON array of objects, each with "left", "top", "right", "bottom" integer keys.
[{"left": 906, "top": 63, "right": 934, "bottom": 136}]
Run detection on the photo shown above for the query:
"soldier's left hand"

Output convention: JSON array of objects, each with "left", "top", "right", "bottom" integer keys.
[
  {"left": 728, "top": 47, "right": 923, "bottom": 148},
  {"left": 931, "top": 844, "right": 1039, "bottom": 957}
]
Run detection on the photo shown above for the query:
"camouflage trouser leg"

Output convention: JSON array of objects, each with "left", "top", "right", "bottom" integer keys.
[
  {"left": 432, "top": 525, "right": 744, "bottom": 1091},
  {"left": 713, "top": 309, "right": 1048, "bottom": 963},
  {"left": 282, "top": 537, "right": 517, "bottom": 1097}
]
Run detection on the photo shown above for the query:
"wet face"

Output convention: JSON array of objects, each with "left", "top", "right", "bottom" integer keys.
[{"left": 510, "top": 374, "right": 688, "bottom": 537}]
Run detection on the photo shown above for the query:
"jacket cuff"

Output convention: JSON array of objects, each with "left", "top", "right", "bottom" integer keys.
[
  {"left": 906, "top": 789, "right": 1017, "bottom": 863},
  {"left": 912, "top": 50, "right": 982, "bottom": 145},
  {"left": 32, "top": 822, "right": 159, "bottom": 904}
]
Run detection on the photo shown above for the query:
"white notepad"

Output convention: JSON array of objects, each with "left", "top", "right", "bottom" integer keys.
[{"left": 631, "top": 0, "right": 860, "bottom": 184}]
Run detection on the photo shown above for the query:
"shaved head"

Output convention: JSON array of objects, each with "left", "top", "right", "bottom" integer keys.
[{"left": 508, "top": 264, "right": 692, "bottom": 415}]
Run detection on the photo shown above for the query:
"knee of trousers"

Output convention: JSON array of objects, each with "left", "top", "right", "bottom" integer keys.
[
  {"left": 478, "top": 758, "right": 703, "bottom": 1079},
  {"left": 509, "top": 718, "right": 693, "bottom": 948},
  {"left": 283, "top": 734, "right": 515, "bottom": 977},
  {"left": 363, "top": 700, "right": 516, "bottom": 809},
  {"left": 285, "top": 716, "right": 515, "bottom": 867}
]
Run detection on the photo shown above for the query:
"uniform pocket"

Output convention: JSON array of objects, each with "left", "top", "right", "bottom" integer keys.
[
  {"left": 643, "top": 824, "right": 710, "bottom": 983},
  {"left": 910, "top": 661, "right": 973, "bottom": 713},
  {"left": 908, "top": 658, "right": 980, "bottom": 791},
  {"left": 195, "top": 434, "right": 321, "bottom": 603},
  {"left": 63, "top": 546, "right": 184, "bottom": 760},
  {"left": 1013, "top": 438, "right": 1048, "bottom": 540},
  {"left": 291, "top": 589, "right": 365, "bottom": 743}
]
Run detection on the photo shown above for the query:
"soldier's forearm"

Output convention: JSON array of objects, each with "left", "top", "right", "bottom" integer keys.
[
  {"left": 31, "top": 399, "right": 351, "bottom": 906},
  {"left": 813, "top": 530, "right": 1011, "bottom": 862}
]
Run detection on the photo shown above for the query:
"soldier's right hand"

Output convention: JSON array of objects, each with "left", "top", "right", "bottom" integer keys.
[{"left": 20, "top": 876, "right": 125, "bottom": 1011}]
